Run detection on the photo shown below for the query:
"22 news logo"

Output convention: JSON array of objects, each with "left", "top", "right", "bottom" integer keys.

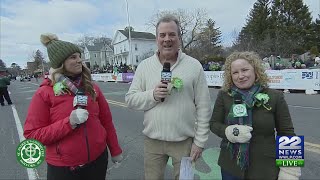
[
  {"left": 161, "top": 72, "right": 172, "bottom": 82},
  {"left": 276, "top": 136, "right": 304, "bottom": 167}
]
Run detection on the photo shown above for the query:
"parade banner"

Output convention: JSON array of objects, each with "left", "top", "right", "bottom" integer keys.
[
  {"left": 266, "top": 69, "right": 320, "bottom": 90},
  {"left": 122, "top": 73, "right": 134, "bottom": 82},
  {"left": 91, "top": 73, "right": 115, "bottom": 82},
  {"left": 203, "top": 69, "right": 320, "bottom": 90},
  {"left": 266, "top": 70, "right": 284, "bottom": 89},
  {"left": 204, "top": 71, "right": 224, "bottom": 86},
  {"left": 92, "top": 69, "right": 320, "bottom": 90}
]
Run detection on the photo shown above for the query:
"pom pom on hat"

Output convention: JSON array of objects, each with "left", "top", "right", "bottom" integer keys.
[
  {"left": 40, "top": 33, "right": 81, "bottom": 68},
  {"left": 40, "top": 33, "right": 59, "bottom": 47}
]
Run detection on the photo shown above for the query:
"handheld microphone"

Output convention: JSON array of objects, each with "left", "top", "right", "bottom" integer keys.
[
  {"left": 73, "top": 89, "right": 88, "bottom": 109},
  {"left": 234, "top": 93, "right": 243, "bottom": 104},
  {"left": 160, "top": 62, "right": 171, "bottom": 102},
  {"left": 234, "top": 93, "right": 244, "bottom": 125}
]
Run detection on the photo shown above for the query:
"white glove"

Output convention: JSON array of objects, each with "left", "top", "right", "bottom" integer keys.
[
  {"left": 69, "top": 109, "right": 89, "bottom": 129},
  {"left": 112, "top": 154, "right": 123, "bottom": 163},
  {"left": 225, "top": 124, "right": 253, "bottom": 143},
  {"left": 278, "top": 167, "right": 301, "bottom": 180},
  {"left": 112, "top": 154, "right": 123, "bottom": 168}
]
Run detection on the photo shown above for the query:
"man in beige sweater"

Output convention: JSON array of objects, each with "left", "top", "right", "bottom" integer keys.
[{"left": 125, "top": 14, "right": 212, "bottom": 180}]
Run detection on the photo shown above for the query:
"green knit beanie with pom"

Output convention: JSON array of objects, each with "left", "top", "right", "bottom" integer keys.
[{"left": 40, "top": 33, "right": 81, "bottom": 68}]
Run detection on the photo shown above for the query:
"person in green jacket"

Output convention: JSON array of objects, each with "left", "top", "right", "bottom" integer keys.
[
  {"left": 0, "top": 73, "right": 13, "bottom": 106},
  {"left": 210, "top": 51, "right": 301, "bottom": 180}
]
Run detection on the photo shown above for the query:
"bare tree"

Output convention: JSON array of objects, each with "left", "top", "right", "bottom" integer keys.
[
  {"left": 7, "top": 63, "right": 21, "bottom": 76},
  {"left": 147, "top": 8, "right": 208, "bottom": 51},
  {"left": 230, "top": 28, "right": 240, "bottom": 46},
  {"left": 76, "top": 35, "right": 112, "bottom": 47}
]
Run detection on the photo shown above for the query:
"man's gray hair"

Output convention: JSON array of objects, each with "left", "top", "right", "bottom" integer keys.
[{"left": 156, "top": 14, "right": 181, "bottom": 38}]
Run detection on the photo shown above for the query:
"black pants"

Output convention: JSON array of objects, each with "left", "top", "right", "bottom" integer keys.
[
  {"left": 0, "top": 87, "right": 12, "bottom": 105},
  {"left": 47, "top": 149, "right": 108, "bottom": 180}
]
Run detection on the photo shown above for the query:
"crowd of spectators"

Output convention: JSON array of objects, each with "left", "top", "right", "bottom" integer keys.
[
  {"left": 261, "top": 55, "right": 320, "bottom": 70},
  {"left": 91, "top": 62, "right": 136, "bottom": 74},
  {"left": 202, "top": 55, "right": 320, "bottom": 71}
]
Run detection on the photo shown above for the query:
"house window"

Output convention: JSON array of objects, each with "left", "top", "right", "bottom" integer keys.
[
  {"left": 94, "top": 53, "right": 97, "bottom": 58},
  {"left": 85, "top": 52, "right": 89, "bottom": 59},
  {"left": 124, "top": 45, "right": 126, "bottom": 51},
  {"left": 135, "top": 44, "right": 138, "bottom": 51},
  {"left": 136, "top": 55, "right": 139, "bottom": 63},
  {"left": 120, "top": 47, "right": 122, "bottom": 53}
]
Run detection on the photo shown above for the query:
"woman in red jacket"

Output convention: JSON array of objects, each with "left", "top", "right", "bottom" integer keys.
[{"left": 24, "top": 33, "right": 123, "bottom": 180}]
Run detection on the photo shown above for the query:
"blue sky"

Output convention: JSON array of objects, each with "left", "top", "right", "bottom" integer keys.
[{"left": 0, "top": 0, "right": 319, "bottom": 68}]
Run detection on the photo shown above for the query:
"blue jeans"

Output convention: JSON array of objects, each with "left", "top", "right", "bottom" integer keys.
[{"left": 221, "top": 169, "right": 242, "bottom": 180}]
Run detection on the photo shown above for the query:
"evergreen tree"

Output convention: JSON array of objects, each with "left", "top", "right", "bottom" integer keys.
[
  {"left": 199, "top": 19, "right": 222, "bottom": 54},
  {"left": 0, "top": 59, "right": 6, "bottom": 69},
  {"left": 234, "top": 0, "right": 271, "bottom": 54},
  {"left": 309, "top": 15, "right": 320, "bottom": 52},
  {"left": 187, "top": 18, "right": 222, "bottom": 61},
  {"left": 268, "top": 0, "right": 312, "bottom": 56},
  {"left": 245, "top": 0, "right": 270, "bottom": 41},
  {"left": 234, "top": 0, "right": 313, "bottom": 57},
  {"left": 34, "top": 50, "right": 45, "bottom": 70}
]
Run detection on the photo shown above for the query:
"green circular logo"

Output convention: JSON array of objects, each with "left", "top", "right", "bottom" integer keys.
[
  {"left": 233, "top": 104, "right": 247, "bottom": 117},
  {"left": 16, "top": 139, "right": 45, "bottom": 168}
]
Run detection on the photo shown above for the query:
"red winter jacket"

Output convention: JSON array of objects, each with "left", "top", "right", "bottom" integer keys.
[{"left": 24, "top": 79, "right": 122, "bottom": 167}]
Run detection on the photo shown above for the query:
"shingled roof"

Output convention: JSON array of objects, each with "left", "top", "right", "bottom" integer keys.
[
  {"left": 86, "top": 42, "right": 105, "bottom": 51},
  {"left": 119, "top": 30, "right": 155, "bottom": 40}
]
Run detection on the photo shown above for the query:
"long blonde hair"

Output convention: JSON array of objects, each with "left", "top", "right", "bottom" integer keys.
[
  {"left": 222, "top": 51, "right": 269, "bottom": 91},
  {"left": 51, "top": 64, "right": 96, "bottom": 100}
]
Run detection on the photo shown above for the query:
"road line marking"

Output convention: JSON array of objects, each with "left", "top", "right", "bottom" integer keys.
[
  {"left": 288, "top": 105, "right": 320, "bottom": 110},
  {"left": 305, "top": 141, "right": 320, "bottom": 154},
  {"left": 11, "top": 105, "right": 39, "bottom": 180},
  {"left": 305, "top": 142, "right": 320, "bottom": 148},
  {"left": 26, "top": 82, "right": 40, "bottom": 86},
  {"left": 16, "top": 90, "right": 36, "bottom": 93},
  {"left": 107, "top": 99, "right": 127, "bottom": 107},
  {"left": 19, "top": 87, "right": 32, "bottom": 89},
  {"left": 103, "top": 91, "right": 127, "bottom": 95},
  {"left": 305, "top": 148, "right": 320, "bottom": 154}
]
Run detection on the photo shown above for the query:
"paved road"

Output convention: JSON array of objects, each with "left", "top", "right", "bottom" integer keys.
[{"left": 1, "top": 79, "right": 319, "bottom": 179}]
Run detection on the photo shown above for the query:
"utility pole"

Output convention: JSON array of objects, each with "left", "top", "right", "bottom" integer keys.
[{"left": 125, "top": 0, "right": 132, "bottom": 65}]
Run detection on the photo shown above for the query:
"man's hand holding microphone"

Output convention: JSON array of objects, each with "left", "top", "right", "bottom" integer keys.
[
  {"left": 69, "top": 89, "right": 89, "bottom": 129},
  {"left": 153, "top": 62, "right": 171, "bottom": 102}
]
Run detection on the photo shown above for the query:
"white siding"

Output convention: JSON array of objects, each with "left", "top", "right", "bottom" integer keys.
[
  {"left": 112, "top": 31, "right": 157, "bottom": 65},
  {"left": 130, "top": 39, "right": 157, "bottom": 63},
  {"left": 114, "top": 41, "right": 129, "bottom": 54},
  {"left": 113, "top": 32, "right": 127, "bottom": 45},
  {"left": 84, "top": 47, "right": 90, "bottom": 60}
]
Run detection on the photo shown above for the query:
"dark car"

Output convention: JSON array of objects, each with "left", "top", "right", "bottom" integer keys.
[
  {"left": 25, "top": 76, "right": 31, "bottom": 81},
  {"left": 20, "top": 76, "right": 31, "bottom": 82}
]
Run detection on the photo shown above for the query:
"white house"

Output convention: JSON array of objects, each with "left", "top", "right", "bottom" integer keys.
[
  {"left": 83, "top": 43, "right": 113, "bottom": 69},
  {"left": 111, "top": 30, "right": 157, "bottom": 66}
]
